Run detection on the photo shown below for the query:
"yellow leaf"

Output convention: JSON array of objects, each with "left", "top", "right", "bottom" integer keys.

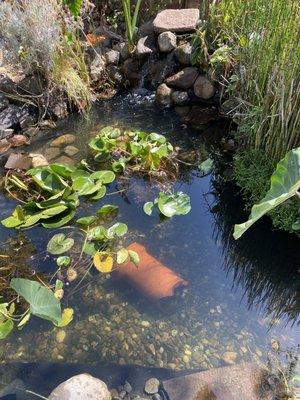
[
  {"left": 93, "top": 252, "right": 113, "bottom": 273},
  {"left": 55, "top": 308, "right": 74, "bottom": 327},
  {"left": 239, "top": 36, "right": 247, "bottom": 47}
]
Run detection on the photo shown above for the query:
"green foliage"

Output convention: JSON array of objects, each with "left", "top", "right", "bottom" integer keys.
[
  {"left": 198, "top": 158, "right": 214, "bottom": 176},
  {"left": 0, "top": 304, "right": 14, "bottom": 339},
  {"left": 1, "top": 163, "right": 116, "bottom": 229},
  {"left": 144, "top": 191, "right": 191, "bottom": 218},
  {"left": 89, "top": 126, "right": 175, "bottom": 175},
  {"left": 47, "top": 234, "right": 75, "bottom": 255},
  {"left": 234, "top": 148, "right": 300, "bottom": 235},
  {"left": 63, "top": 0, "right": 83, "bottom": 17},
  {"left": 122, "top": 0, "right": 143, "bottom": 49}
]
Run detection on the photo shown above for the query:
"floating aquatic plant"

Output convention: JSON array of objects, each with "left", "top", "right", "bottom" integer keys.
[{"left": 144, "top": 191, "right": 191, "bottom": 218}]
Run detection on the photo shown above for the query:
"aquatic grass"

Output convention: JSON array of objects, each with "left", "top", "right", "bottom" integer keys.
[
  {"left": 215, "top": 0, "right": 300, "bottom": 162},
  {"left": 122, "top": 0, "right": 143, "bottom": 49}
]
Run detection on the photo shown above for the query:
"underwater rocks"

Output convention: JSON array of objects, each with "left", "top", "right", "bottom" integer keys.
[
  {"left": 50, "top": 134, "right": 76, "bottom": 147},
  {"left": 144, "top": 378, "right": 160, "bottom": 395},
  {"left": 48, "top": 374, "right": 110, "bottom": 400}
]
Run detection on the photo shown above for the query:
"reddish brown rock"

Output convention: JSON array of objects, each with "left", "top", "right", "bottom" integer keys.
[
  {"left": 153, "top": 9, "right": 200, "bottom": 33},
  {"left": 8, "top": 134, "right": 30, "bottom": 147}
]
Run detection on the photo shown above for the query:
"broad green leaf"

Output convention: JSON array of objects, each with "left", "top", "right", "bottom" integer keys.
[
  {"left": 83, "top": 242, "right": 98, "bottom": 256},
  {"left": 149, "top": 133, "right": 166, "bottom": 144},
  {"left": 107, "top": 222, "right": 128, "bottom": 238},
  {"left": 10, "top": 278, "right": 62, "bottom": 324},
  {"left": 72, "top": 176, "right": 101, "bottom": 196},
  {"left": 234, "top": 147, "right": 300, "bottom": 239},
  {"left": 198, "top": 158, "right": 214, "bottom": 176},
  {"left": 50, "top": 163, "right": 75, "bottom": 178},
  {"left": 128, "top": 250, "right": 140, "bottom": 267},
  {"left": 143, "top": 202, "right": 154, "bottom": 215},
  {"left": 117, "top": 248, "right": 129, "bottom": 264},
  {"left": 157, "top": 192, "right": 191, "bottom": 218},
  {"left": 55, "top": 308, "right": 74, "bottom": 327},
  {"left": 90, "top": 170, "right": 115, "bottom": 184},
  {"left": 90, "top": 186, "right": 107, "bottom": 200},
  {"left": 76, "top": 216, "right": 97, "bottom": 226},
  {"left": 97, "top": 204, "right": 119, "bottom": 216},
  {"left": 56, "top": 256, "right": 71, "bottom": 267},
  {"left": 42, "top": 208, "right": 76, "bottom": 228},
  {"left": 0, "top": 319, "right": 13, "bottom": 339},
  {"left": 87, "top": 226, "right": 107, "bottom": 241},
  {"left": 47, "top": 234, "right": 74, "bottom": 255},
  {"left": 28, "top": 167, "right": 68, "bottom": 193},
  {"left": 93, "top": 252, "right": 113, "bottom": 273}
]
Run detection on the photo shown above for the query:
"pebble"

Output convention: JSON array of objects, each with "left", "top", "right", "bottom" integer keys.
[
  {"left": 144, "top": 378, "right": 160, "bottom": 395},
  {"left": 55, "top": 330, "right": 66, "bottom": 343},
  {"left": 64, "top": 145, "right": 79, "bottom": 157},
  {"left": 50, "top": 134, "right": 75, "bottom": 147},
  {"left": 124, "top": 381, "right": 132, "bottom": 393},
  {"left": 222, "top": 351, "right": 237, "bottom": 365},
  {"left": 141, "top": 321, "right": 150, "bottom": 328}
]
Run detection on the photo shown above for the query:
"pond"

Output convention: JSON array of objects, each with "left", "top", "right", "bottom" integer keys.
[{"left": 0, "top": 95, "right": 299, "bottom": 396}]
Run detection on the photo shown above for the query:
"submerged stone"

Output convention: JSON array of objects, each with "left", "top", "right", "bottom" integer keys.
[
  {"left": 144, "top": 378, "right": 160, "bottom": 395},
  {"left": 49, "top": 373, "right": 110, "bottom": 400},
  {"left": 50, "top": 134, "right": 76, "bottom": 147}
]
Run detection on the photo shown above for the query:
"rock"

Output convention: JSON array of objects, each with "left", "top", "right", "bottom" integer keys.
[
  {"left": 222, "top": 351, "right": 238, "bottom": 365},
  {"left": 152, "top": 395, "right": 162, "bottom": 400},
  {"left": 50, "top": 134, "right": 75, "bottom": 147},
  {"left": 174, "top": 43, "right": 193, "bottom": 65},
  {"left": 30, "top": 153, "right": 49, "bottom": 168},
  {"left": 138, "top": 20, "right": 154, "bottom": 37},
  {"left": 158, "top": 32, "right": 177, "bottom": 53},
  {"left": 113, "top": 42, "right": 130, "bottom": 61},
  {"left": 54, "top": 155, "right": 74, "bottom": 165},
  {"left": 5, "top": 153, "right": 32, "bottom": 170},
  {"left": 165, "top": 67, "right": 198, "bottom": 89},
  {"left": 148, "top": 52, "right": 178, "bottom": 87},
  {"left": 106, "top": 65, "right": 124, "bottom": 85},
  {"left": 122, "top": 58, "right": 141, "bottom": 87},
  {"left": 0, "top": 378, "right": 25, "bottom": 398},
  {"left": 8, "top": 134, "right": 30, "bottom": 147},
  {"left": 194, "top": 75, "right": 216, "bottom": 99},
  {"left": 105, "top": 49, "right": 120, "bottom": 65},
  {"left": 0, "top": 105, "right": 34, "bottom": 131},
  {"left": 153, "top": 9, "right": 200, "bottom": 33},
  {"left": 144, "top": 378, "right": 160, "bottom": 395},
  {"left": 64, "top": 145, "right": 79, "bottom": 157},
  {"left": 156, "top": 84, "right": 172, "bottom": 107},
  {"left": 123, "top": 381, "right": 132, "bottom": 393},
  {"left": 188, "top": 106, "right": 219, "bottom": 126},
  {"left": 220, "top": 98, "right": 240, "bottom": 115},
  {"left": 51, "top": 101, "right": 69, "bottom": 120},
  {"left": 56, "top": 330, "right": 66, "bottom": 343},
  {"left": 0, "top": 95, "right": 9, "bottom": 112},
  {"left": 136, "top": 36, "right": 156, "bottom": 57},
  {"left": 0, "top": 74, "right": 17, "bottom": 95},
  {"left": 44, "top": 147, "right": 61, "bottom": 161},
  {"left": 0, "top": 128, "right": 14, "bottom": 140},
  {"left": 90, "top": 55, "right": 106, "bottom": 81},
  {"left": 171, "top": 91, "right": 189, "bottom": 105},
  {"left": 48, "top": 373, "right": 110, "bottom": 400},
  {"left": 0, "top": 139, "right": 11, "bottom": 153}
]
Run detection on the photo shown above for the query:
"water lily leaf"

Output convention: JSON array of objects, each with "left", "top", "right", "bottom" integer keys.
[
  {"left": 117, "top": 248, "right": 129, "bottom": 264},
  {"left": 72, "top": 176, "right": 101, "bottom": 196},
  {"left": 56, "top": 256, "right": 71, "bottom": 267},
  {"left": 97, "top": 204, "right": 119, "bottom": 216},
  {"left": 143, "top": 202, "right": 154, "bottom": 216},
  {"left": 90, "top": 186, "right": 106, "bottom": 200},
  {"left": 107, "top": 222, "right": 128, "bottom": 238},
  {"left": 87, "top": 226, "right": 107, "bottom": 241},
  {"left": 28, "top": 167, "right": 68, "bottom": 193},
  {"left": 83, "top": 242, "right": 99, "bottom": 256},
  {"left": 0, "top": 319, "right": 13, "bottom": 339},
  {"left": 47, "top": 234, "right": 74, "bottom": 255},
  {"left": 149, "top": 133, "right": 166, "bottom": 144},
  {"left": 1, "top": 205, "right": 25, "bottom": 228},
  {"left": 198, "top": 158, "right": 214, "bottom": 176},
  {"left": 128, "top": 250, "right": 140, "bottom": 267},
  {"left": 157, "top": 192, "right": 191, "bottom": 218},
  {"left": 71, "top": 169, "right": 90, "bottom": 179},
  {"left": 42, "top": 208, "right": 76, "bottom": 228},
  {"left": 50, "top": 163, "right": 76, "bottom": 178},
  {"left": 234, "top": 147, "right": 300, "bottom": 239},
  {"left": 76, "top": 216, "right": 97, "bottom": 226},
  {"left": 54, "top": 308, "right": 74, "bottom": 327},
  {"left": 93, "top": 252, "right": 113, "bottom": 273},
  {"left": 101, "top": 126, "right": 121, "bottom": 138},
  {"left": 10, "top": 278, "right": 62, "bottom": 325},
  {"left": 90, "top": 170, "right": 115, "bottom": 184}
]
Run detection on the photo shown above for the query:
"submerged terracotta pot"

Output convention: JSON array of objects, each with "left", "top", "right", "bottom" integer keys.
[{"left": 115, "top": 242, "right": 188, "bottom": 301}]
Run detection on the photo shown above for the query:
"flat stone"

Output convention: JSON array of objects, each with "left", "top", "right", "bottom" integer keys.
[
  {"left": 64, "top": 145, "right": 79, "bottom": 157},
  {"left": 153, "top": 9, "right": 200, "bottom": 33},
  {"left": 49, "top": 373, "right": 110, "bottom": 400},
  {"left": 156, "top": 84, "right": 172, "bottom": 108},
  {"left": 5, "top": 153, "right": 32, "bottom": 170},
  {"left": 144, "top": 378, "right": 160, "bottom": 395},
  {"left": 222, "top": 351, "right": 237, "bottom": 365},
  {"left": 163, "top": 363, "right": 274, "bottom": 400},
  {"left": 54, "top": 155, "right": 74, "bottom": 165},
  {"left": 194, "top": 75, "right": 216, "bottom": 99},
  {"left": 158, "top": 31, "right": 177, "bottom": 53},
  {"left": 50, "top": 134, "right": 76, "bottom": 147},
  {"left": 29, "top": 153, "right": 49, "bottom": 168},
  {"left": 165, "top": 67, "right": 198, "bottom": 89},
  {"left": 8, "top": 134, "right": 30, "bottom": 147},
  {"left": 44, "top": 147, "right": 61, "bottom": 161}
]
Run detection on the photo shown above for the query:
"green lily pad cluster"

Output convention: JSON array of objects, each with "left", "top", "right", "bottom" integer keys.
[
  {"left": 144, "top": 191, "right": 191, "bottom": 218},
  {"left": 89, "top": 126, "right": 175, "bottom": 173},
  {"left": 1, "top": 163, "right": 115, "bottom": 229}
]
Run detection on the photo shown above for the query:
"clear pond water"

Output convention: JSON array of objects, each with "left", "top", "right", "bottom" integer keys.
[{"left": 0, "top": 96, "right": 299, "bottom": 393}]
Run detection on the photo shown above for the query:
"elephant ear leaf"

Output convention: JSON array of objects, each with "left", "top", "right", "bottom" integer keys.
[{"left": 234, "top": 147, "right": 300, "bottom": 239}]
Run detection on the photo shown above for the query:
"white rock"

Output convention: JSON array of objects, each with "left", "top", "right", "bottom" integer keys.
[
  {"left": 48, "top": 374, "right": 110, "bottom": 400},
  {"left": 158, "top": 31, "right": 177, "bottom": 53},
  {"left": 153, "top": 9, "right": 200, "bottom": 33}
]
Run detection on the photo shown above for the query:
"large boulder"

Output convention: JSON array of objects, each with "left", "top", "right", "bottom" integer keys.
[
  {"left": 153, "top": 9, "right": 200, "bottom": 33},
  {"left": 156, "top": 84, "right": 173, "bottom": 107},
  {"left": 48, "top": 374, "right": 110, "bottom": 400},
  {"left": 165, "top": 67, "right": 198, "bottom": 89},
  {"left": 174, "top": 43, "right": 193, "bottom": 65},
  {"left": 194, "top": 75, "right": 216, "bottom": 99},
  {"left": 158, "top": 31, "right": 177, "bottom": 53}
]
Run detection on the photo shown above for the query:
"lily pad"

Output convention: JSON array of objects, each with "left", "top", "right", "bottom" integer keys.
[
  {"left": 93, "top": 252, "right": 114, "bottom": 273},
  {"left": 47, "top": 234, "right": 74, "bottom": 255},
  {"left": 157, "top": 192, "right": 191, "bottom": 218}
]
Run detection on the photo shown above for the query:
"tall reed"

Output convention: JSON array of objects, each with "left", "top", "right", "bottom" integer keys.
[{"left": 215, "top": 0, "right": 300, "bottom": 162}]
